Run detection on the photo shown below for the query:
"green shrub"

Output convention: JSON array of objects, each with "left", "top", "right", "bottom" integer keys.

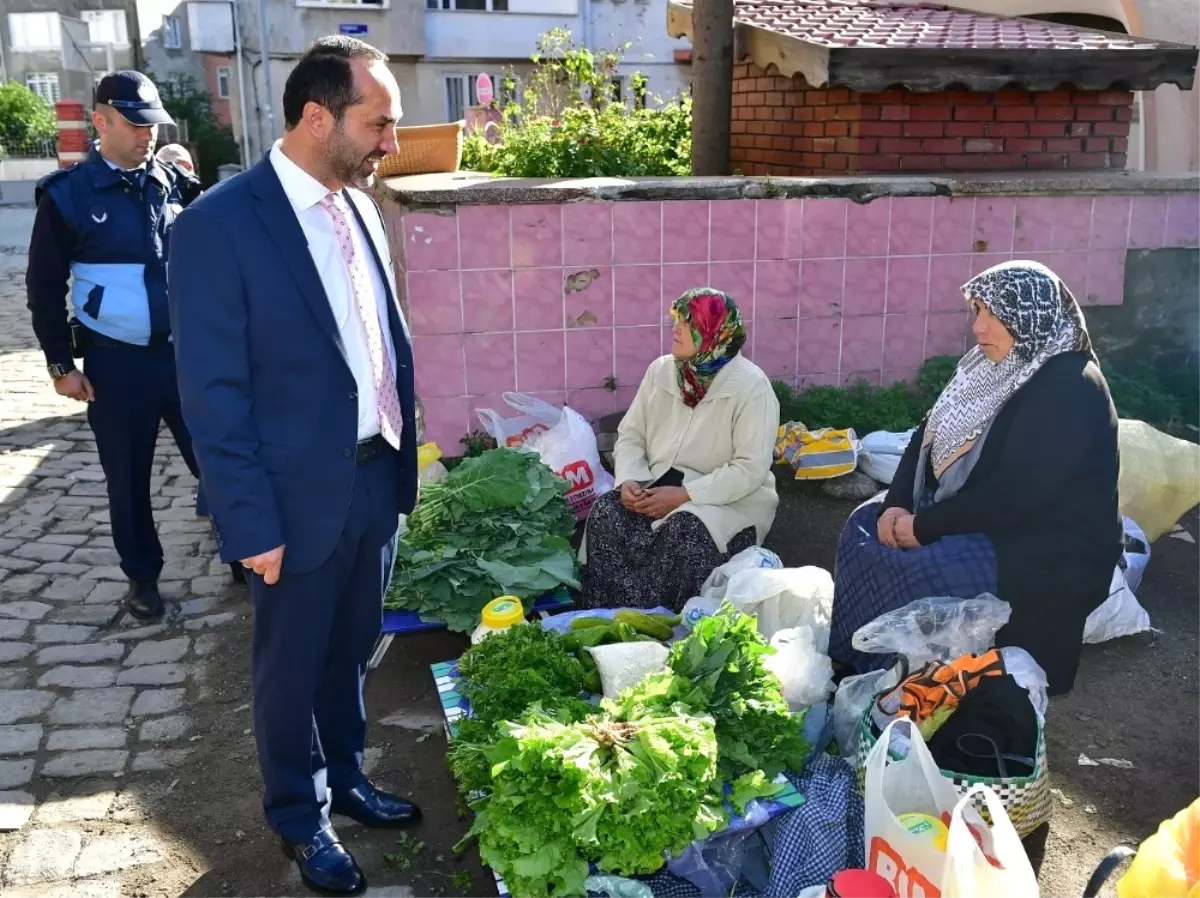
[{"left": 461, "top": 29, "right": 691, "bottom": 179}]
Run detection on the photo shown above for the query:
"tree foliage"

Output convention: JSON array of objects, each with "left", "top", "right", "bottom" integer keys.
[
  {"left": 151, "top": 75, "right": 239, "bottom": 186},
  {"left": 0, "top": 83, "right": 57, "bottom": 154}
]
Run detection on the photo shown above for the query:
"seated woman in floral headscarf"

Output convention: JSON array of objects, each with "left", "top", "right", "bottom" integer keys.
[
  {"left": 579, "top": 288, "right": 780, "bottom": 612},
  {"left": 829, "top": 261, "right": 1121, "bottom": 695}
]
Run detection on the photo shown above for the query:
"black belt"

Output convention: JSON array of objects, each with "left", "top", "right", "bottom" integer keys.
[
  {"left": 356, "top": 434, "right": 389, "bottom": 466},
  {"left": 82, "top": 327, "right": 171, "bottom": 350}
]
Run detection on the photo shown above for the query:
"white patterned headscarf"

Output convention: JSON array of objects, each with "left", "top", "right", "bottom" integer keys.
[{"left": 916, "top": 260, "right": 1096, "bottom": 502}]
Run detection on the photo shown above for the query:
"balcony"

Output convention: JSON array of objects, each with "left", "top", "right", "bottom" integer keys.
[{"left": 424, "top": 0, "right": 579, "bottom": 60}]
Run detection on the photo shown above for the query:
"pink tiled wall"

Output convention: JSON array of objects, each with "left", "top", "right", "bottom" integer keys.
[{"left": 395, "top": 193, "right": 1200, "bottom": 451}]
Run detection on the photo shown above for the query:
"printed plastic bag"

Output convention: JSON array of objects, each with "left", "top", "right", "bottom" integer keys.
[
  {"left": 724, "top": 567, "right": 835, "bottom": 648},
  {"left": 476, "top": 392, "right": 561, "bottom": 449},
  {"left": 763, "top": 626, "right": 834, "bottom": 710},
  {"left": 852, "top": 596, "right": 1012, "bottom": 669},
  {"left": 942, "top": 785, "right": 1039, "bottom": 898},
  {"left": 859, "top": 429, "right": 916, "bottom": 485},
  {"left": 1117, "top": 419, "right": 1200, "bottom": 543},
  {"left": 700, "top": 547, "right": 784, "bottom": 600},
  {"left": 527, "top": 406, "right": 616, "bottom": 520},
  {"left": 1116, "top": 797, "right": 1200, "bottom": 898},
  {"left": 865, "top": 721, "right": 1038, "bottom": 898}
]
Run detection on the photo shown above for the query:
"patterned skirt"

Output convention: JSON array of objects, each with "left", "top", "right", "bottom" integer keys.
[
  {"left": 580, "top": 491, "right": 757, "bottom": 612},
  {"left": 829, "top": 496, "right": 999, "bottom": 674}
]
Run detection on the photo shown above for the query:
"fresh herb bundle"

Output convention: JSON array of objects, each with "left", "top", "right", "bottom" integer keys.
[
  {"left": 385, "top": 449, "right": 579, "bottom": 632},
  {"left": 469, "top": 709, "right": 724, "bottom": 898}
]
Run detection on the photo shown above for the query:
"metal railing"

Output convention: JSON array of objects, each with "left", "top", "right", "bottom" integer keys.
[{"left": 0, "top": 137, "right": 59, "bottom": 159}]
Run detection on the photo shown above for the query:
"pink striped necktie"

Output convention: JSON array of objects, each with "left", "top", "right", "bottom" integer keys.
[{"left": 319, "top": 192, "right": 403, "bottom": 451}]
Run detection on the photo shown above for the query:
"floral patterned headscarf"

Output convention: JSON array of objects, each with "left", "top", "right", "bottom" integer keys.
[{"left": 670, "top": 288, "right": 747, "bottom": 408}]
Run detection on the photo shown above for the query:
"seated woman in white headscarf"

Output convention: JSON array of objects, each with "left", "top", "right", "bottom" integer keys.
[{"left": 828, "top": 261, "right": 1122, "bottom": 695}]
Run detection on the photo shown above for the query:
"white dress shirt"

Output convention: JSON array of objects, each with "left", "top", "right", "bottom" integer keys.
[{"left": 270, "top": 142, "right": 398, "bottom": 441}]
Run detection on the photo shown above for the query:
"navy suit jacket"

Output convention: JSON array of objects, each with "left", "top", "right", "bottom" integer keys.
[{"left": 167, "top": 156, "right": 418, "bottom": 575}]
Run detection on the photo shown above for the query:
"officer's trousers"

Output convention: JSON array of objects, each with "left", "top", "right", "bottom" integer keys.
[
  {"left": 83, "top": 339, "right": 200, "bottom": 583},
  {"left": 249, "top": 448, "right": 398, "bottom": 844}
]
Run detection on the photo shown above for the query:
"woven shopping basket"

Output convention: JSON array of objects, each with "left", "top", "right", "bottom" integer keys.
[
  {"left": 377, "top": 121, "right": 465, "bottom": 178},
  {"left": 853, "top": 707, "right": 1054, "bottom": 838}
]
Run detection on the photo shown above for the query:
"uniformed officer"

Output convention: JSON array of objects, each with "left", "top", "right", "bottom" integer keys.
[{"left": 26, "top": 71, "right": 204, "bottom": 620}]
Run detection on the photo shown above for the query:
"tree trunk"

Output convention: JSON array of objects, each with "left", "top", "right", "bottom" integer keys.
[{"left": 690, "top": 0, "right": 734, "bottom": 176}]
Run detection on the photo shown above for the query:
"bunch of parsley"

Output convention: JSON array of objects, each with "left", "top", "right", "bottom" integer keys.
[{"left": 385, "top": 449, "right": 579, "bottom": 632}]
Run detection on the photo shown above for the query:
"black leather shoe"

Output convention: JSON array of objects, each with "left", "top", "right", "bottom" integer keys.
[
  {"left": 279, "top": 828, "right": 366, "bottom": 896},
  {"left": 126, "top": 581, "right": 165, "bottom": 620},
  {"left": 331, "top": 781, "right": 422, "bottom": 828}
]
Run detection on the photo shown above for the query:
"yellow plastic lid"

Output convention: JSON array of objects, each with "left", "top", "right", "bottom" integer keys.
[{"left": 481, "top": 596, "right": 524, "bottom": 629}]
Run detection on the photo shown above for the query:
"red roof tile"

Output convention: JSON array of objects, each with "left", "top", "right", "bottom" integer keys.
[{"left": 717, "top": 0, "right": 1163, "bottom": 51}]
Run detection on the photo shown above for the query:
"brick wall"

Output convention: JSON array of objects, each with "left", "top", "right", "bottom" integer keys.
[
  {"left": 731, "top": 63, "right": 1133, "bottom": 176},
  {"left": 54, "top": 101, "right": 89, "bottom": 168}
]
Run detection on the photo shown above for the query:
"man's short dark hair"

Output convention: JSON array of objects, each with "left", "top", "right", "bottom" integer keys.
[{"left": 282, "top": 36, "right": 387, "bottom": 128}]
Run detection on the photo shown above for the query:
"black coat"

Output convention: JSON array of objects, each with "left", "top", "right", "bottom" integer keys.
[{"left": 884, "top": 352, "right": 1122, "bottom": 694}]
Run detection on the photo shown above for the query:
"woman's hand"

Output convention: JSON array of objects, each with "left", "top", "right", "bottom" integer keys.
[
  {"left": 877, "top": 507, "right": 906, "bottom": 548},
  {"left": 633, "top": 486, "right": 690, "bottom": 520},
  {"left": 619, "top": 481, "right": 645, "bottom": 511},
  {"left": 893, "top": 513, "right": 922, "bottom": 550}
]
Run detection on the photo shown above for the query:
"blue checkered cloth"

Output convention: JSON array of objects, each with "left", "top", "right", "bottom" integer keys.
[
  {"left": 829, "top": 495, "right": 998, "bottom": 675},
  {"left": 607, "top": 744, "right": 863, "bottom": 898}
]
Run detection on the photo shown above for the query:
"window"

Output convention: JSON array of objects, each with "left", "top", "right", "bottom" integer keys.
[
  {"left": 216, "top": 65, "right": 231, "bottom": 99},
  {"left": 443, "top": 72, "right": 508, "bottom": 121},
  {"left": 426, "top": 0, "right": 507, "bottom": 10},
  {"left": 81, "top": 10, "right": 128, "bottom": 47},
  {"left": 162, "top": 15, "right": 181, "bottom": 49},
  {"left": 25, "top": 73, "right": 61, "bottom": 105},
  {"left": 8, "top": 12, "right": 61, "bottom": 51}
]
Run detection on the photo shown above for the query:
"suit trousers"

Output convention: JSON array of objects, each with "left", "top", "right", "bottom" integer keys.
[
  {"left": 84, "top": 338, "right": 200, "bottom": 583},
  {"left": 249, "top": 448, "right": 399, "bottom": 844}
]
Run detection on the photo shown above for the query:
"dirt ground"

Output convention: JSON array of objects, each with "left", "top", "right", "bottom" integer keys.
[{"left": 137, "top": 472, "right": 1200, "bottom": 898}]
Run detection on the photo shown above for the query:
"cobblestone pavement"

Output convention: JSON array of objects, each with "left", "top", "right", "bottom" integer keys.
[{"left": 0, "top": 207, "right": 248, "bottom": 894}]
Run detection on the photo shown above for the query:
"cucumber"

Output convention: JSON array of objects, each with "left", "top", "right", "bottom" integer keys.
[
  {"left": 569, "top": 617, "right": 613, "bottom": 631},
  {"left": 614, "top": 610, "right": 674, "bottom": 641}
]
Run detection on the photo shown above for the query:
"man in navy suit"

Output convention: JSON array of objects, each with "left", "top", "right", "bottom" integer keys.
[{"left": 168, "top": 36, "right": 419, "bottom": 895}]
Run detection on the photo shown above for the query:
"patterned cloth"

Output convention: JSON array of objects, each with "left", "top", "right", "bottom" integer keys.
[
  {"left": 921, "top": 260, "right": 1095, "bottom": 498},
  {"left": 670, "top": 288, "right": 748, "bottom": 408},
  {"left": 829, "top": 496, "right": 999, "bottom": 674},
  {"left": 580, "top": 491, "right": 756, "bottom": 612},
  {"left": 319, "top": 191, "right": 403, "bottom": 450}
]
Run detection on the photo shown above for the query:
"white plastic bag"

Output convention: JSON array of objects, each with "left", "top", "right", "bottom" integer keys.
[
  {"left": 681, "top": 595, "right": 723, "bottom": 630},
  {"left": 852, "top": 595, "right": 1012, "bottom": 668},
  {"left": 699, "top": 547, "right": 783, "bottom": 600},
  {"left": 998, "top": 647, "right": 1049, "bottom": 719},
  {"left": 724, "top": 567, "right": 835, "bottom": 649},
  {"left": 1120, "top": 516, "right": 1151, "bottom": 593},
  {"left": 942, "top": 785, "right": 1039, "bottom": 898},
  {"left": 762, "top": 626, "right": 833, "bottom": 710},
  {"left": 1083, "top": 567, "right": 1152, "bottom": 644},
  {"left": 527, "top": 406, "right": 615, "bottom": 520},
  {"left": 588, "top": 641, "right": 668, "bottom": 699},
  {"left": 865, "top": 721, "right": 1037, "bottom": 898},
  {"left": 476, "top": 392, "right": 561, "bottom": 449},
  {"left": 858, "top": 429, "right": 915, "bottom": 486}
]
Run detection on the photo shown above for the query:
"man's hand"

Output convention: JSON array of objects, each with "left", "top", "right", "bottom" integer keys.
[
  {"left": 54, "top": 370, "right": 94, "bottom": 403},
  {"left": 877, "top": 506, "right": 906, "bottom": 549},
  {"left": 619, "top": 481, "right": 645, "bottom": 511},
  {"left": 633, "top": 486, "right": 690, "bottom": 521},
  {"left": 893, "top": 513, "right": 922, "bottom": 550},
  {"left": 241, "top": 545, "right": 285, "bottom": 585}
]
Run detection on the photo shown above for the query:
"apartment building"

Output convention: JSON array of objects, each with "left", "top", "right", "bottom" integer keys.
[{"left": 1, "top": 0, "right": 138, "bottom": 107}]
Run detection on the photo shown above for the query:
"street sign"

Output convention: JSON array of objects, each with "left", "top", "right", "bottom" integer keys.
[
  {"left": 339, "top": 23, "right": 368, "bottom": 35},
  {"left": 476, "top": 72, "right": 494, "bottom": 107}
]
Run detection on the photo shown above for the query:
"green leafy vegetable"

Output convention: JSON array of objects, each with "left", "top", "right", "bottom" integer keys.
[
  {"left": 606, "top": 603, "right": 810, "bottom": 780},
  {"left": 468, "top": 709, "right": 724, "bottom": 897},
  {"left": 729, "top": 770, "right": 785, "bottom": 815},
  {"left": 386, "top": 449, "right": 579, "bottom": 632},
  {"left": 456, "top": 624, "right": 587, "bottom": 724}
]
